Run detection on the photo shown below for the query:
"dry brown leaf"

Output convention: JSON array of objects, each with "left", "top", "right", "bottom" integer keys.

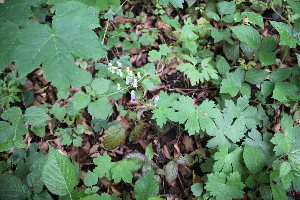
[
  {"left": 163, "top": 144, "right": 171, "bottom": 159},
  {"left": 173, "top": 143, "right": 181, "bottom": 160},
  {"left": 182, "top": 135, "right": 194, "bottom": 152}
]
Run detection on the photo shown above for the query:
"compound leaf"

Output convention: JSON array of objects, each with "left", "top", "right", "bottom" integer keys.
[
  {"left": 134, "top": 170, "right": 159, "bottom": 200},
  {"left": 42, "top": 145, "right": 77, "bottom": 196},
  {"left": 14, "top": 1, "right": 106, "bottom": 90},
  {"left": 205, "top": 172, "right": 245, "bottom": 200}
]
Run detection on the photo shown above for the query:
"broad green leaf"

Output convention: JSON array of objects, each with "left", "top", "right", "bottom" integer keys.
[
  {"left": 271, "top": 183, "right": 288, "bottom": 200},
  {"left": 93, "top": 155, "right": 116, "bottom": 180},
  {"left": 1, "top": 107, "right": 22, "bottom": 121},
  {"left": 0, "top": 20, "right": 20, "bottom": 69},
  {"left": 179, "top": 25, "right": 198, "bottom": 42},
  {"left": 223, "top": 42, "right": 239, "bottom": 63},
  {"left": 152, "top": 91, "right": 179, "bottom": 127},
  {"left": 42, "top": 145, "right": 77, "bottom": 196},
  {"left": 261, "top": 81, "right": 274, "bottom": 97},
  {"left": 24, "top": 106, "right": 51, "bottom": 126},
  {"left": 259, "top": 51, "right": 276, "bottom": 66},
  {"left": 145, "top": 143, "right": 154, "bottom": 161},
  {"left": 280, "top": 162, "right": 291, "bottom": 177},
  {"left": 134, "top": 170, "right": 159, "bottom": 200},
  {"left": 270, "top": 21, "right": 300, "bottom": 48},
  {"left": 242, "top": 12, "right": 264, "bottom": 28},
  {"left": 218, "top": 1, "right": 236, "bottom": 15},
  {"left": 0, "top": 140, "right": 13, "bottom": 152},
  {"left": 103, "top": 124, "right": 125, "bottom": 149},
  {"left": 216, "top": 55, "right": 230, "bottom": 75},
  {"left": 243, "top": 145, "right": 265, "bottom": 174},
  {"left": 245, "top": 68, "right": 269, "bottom": 84},
  {"left": 122, "top": 39, "right": 133, "bottom": 51},
  {"left": 49, "top": 103, "right": 66, "bottom": 122},
  {"left": 31, "top": 124, "right": 46, "bottom": 137},
  {"left": 213, "top": 146, "right": 244, "bottom": 174},
  {"left": 65, "top": 0, "right": 120, "bottom": 11},
  {"left": 91, "top": 78, "right": 111, "bottom": 95},
  {"left": 272, "top": 82, "right": 299, "bottom": 102},
  {"left": 88, "top": 97, "right": 113, "bottom": 119},
  {"left": 260, "top": 36, "right": 277, "bottom": 51},
  {"left": 72, "top": 91, "right": 91, "bottom": 111},
  {"left": 288, "top": 149, "right": 300, "bottom": 168},
  {"left": 205, "top": 172, "right": 245, "bottom": 200},
  {"left": 159, "top": 0, "right": 184, "bottom": 8},
  {"left": 14, "top": 1, "right": 105, "bottom": 90},
  {"left": 270, "top": 68, "right": 291, "bottom": 83},
  {"left": 271, "top": 113, "right": 300, "bottom": 155},
  {"left": 84, "top": 171, "right": 98, "bottom": 186},
  {"left": 165, "top": 160, "right": 178, "bottom": 184},
  {"left": 111, "top": 159, "right": 135, "bottom": 183},
  {"left": 230, "top": 25, "right": 261, "bottom": 49},
  {"left": 191, "top": 183, "right": 203, "bottom": 197},
  {"left": 260, "top": 186, "right": 272, "bottom": 200},
  {"left": 0, "top": 174, "right": 31, "bottom": 200}
]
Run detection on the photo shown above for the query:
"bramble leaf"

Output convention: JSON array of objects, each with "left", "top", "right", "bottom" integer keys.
[
  {"left": 24, "top": 106, "right": 51, "bottom": 126},
  {"left": 205, "top": 172, "right": 245, "bottom": 200},
  {"left": 42, "top": 145, "right": 77, "bottom": 196},
  {"left": 230, "top": 25, "right": 261, "bottom": 49},
  {"left": 134, "top": 170, "right": 159, "bottom": 200},
  {"left": 0, "top": 174, "right": 31, "bottom": 199},
  {"left": 270, "top": 21, "right": 300, "bottom": 48},
  {"left": 1, "top": 107, "right": 22, "bottom": 121},
  {"left": 14, "top": 1, "right": 106, "bottom": 90}
]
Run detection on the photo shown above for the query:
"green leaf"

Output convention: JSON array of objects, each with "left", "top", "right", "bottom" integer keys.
[
  {"left": 103, "top": 124, "right": 126, "bottom": 150},
  {"left": 93, "top": 155, "right": 116, "bottom": 180},
  {"left": 191, "top": 183, "right": 203, "bottom": 197},
  {"left": 218, "top": 1, "right": 236, "bottom": 15},
  {"left": 24, "top": 106, "right": 51, "bottom": 126},
  {"left": 280, "top": 162, "right": 291, "bottom": 177},
  {"left": 49, "top": 103, "right": 66, "bottom": 122},
  {"left": 242, "top": 12, "right": 264, "bottom": 28},
  {"left": 260, "top": 36, "right": 277, "bottom": 51},
  {"left": 145, "top": 143, "right": 154, "bottom": 161},
  {"left": 111, "top": 159, "right": 135, "bottom": 183},
  {"left": 216, "top": 55, "right": 230, "bottom": 75},
  {"left": 91, "top": 78, "right": 111, "bottom": 95},
  {"left": 0, "top": 20, "right": 20, "bottom": 69},
  {"left": 259, "top": 51, "right": 276, "bottom": 66},
  {"left": 245, "top": 68, "right": 269, "bottom": 84},
  {"left": 0, "top": 140, "right": 13, "bottom": 152},
  {"left": 205, "top": 172, "right": 245, "bottom": 200},
  {"left": 14, "top": 1, "right": 104, "bottom": 90},
  {"left": 270, "top": 68, "right": 291, "bottom": 83},
  {"left": 70, "top": 0, "right": 120, "bottom": 11},
  {"left": 152, "top": 91, "right": 179, "bottom": 127},
  {"left": 1, "top": 107, "right": 22, "bottom": 121},
  {"left": 272, "top": 82, "right": 299, "bottom": 102},
  {"left": 213, "top": 146, "right": 244, "bottom": 174},
  {"left": 223, "top": 43, "right": 239, "bottom": 63},
  {"left": 122, "top": 40, "right": 133, "bottom": 50},
  {"left": 271, "top": 183, "right": 288, "bottom": 200},
  {"left": 0, "top": 174, "right": 31, "bottom": 200},
  {"left": 72, "top": 91, "right": 91, "bottom": 111},
  {"left": 84, "top": 171, "right": 98, "bottom": 187},
  {"left": 165, "top": 160, "right": 178, "bottom": 184},
  {"left": 271, "top": 113, "right": 300, "bottom": 155},
  {"left": 42, "top": 145, "right": 77, "bottom": 196},
  {"left": 134, "top": 170, "right": 159, "bottom": 200},
  {"left": 230, "top": 25, "right": 261, "bottom": 49},
  {"left": 159, "top": 0, "right": 184, "bottom": 9},
  {"left": 88, "top": 97, "right": 113, "bottom": 119},
  {"left": 270, "top": 21, "right": 300, "bottom": 48},
  {"left": 243, "top": 145, "right": 265, "bottom": 174}
]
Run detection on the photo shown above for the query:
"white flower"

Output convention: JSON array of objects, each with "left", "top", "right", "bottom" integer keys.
[
  {"left": 130, "top": 90, "right": 136, "bottom": 102},
  {"left": 137, "top": 72, "right": 141, "bottom": 79},
  {"left": 133, "top": 78, "right": 138, "bottom": 88},
  {"left": 117, "top": 83, "right": 121, "bottom": 90},
  {"left": 118, "top": 69, "right": 123, "bottom": 78},
  {"left": 117, "top": 61, "right": 122, "bottom": 67}
]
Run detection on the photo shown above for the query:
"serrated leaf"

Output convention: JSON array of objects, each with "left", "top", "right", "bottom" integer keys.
[
  {"left": 111, "top": 159, "right": 135, "bottom": 183},
  {"left": 216, "top": 55, "right": 230, "bottom": 75},
  {"left": 91, "top": 78, "right": 111, "bottom": 95},
  {"left": 245, "top": 67, "right": 269, "bottom": 84},
  {"left": 134, "top": 170, "right": 159, "bottom": 200},
  {"left": 0, "top": 20, "right": 20, "bottom": 69},
  {"left": 159, "top": 0, "right": 184, "bottom": 9},
  {"left": 223, "top": 42, "right": 239, "bottom": 63},
  {"left": 272, "top": 82, "right": 299, "bottom": 102},
  {"left": 205, "top": 172, "right": 245, "bottom": 200},
  {"left": 260, "top": 36, "right": 277, "bottom": 51},
  {"left": 93, "top": 155, "right": 116, "bottom": 180},
  {"left": 76, "top": 0, "right": 120, "bottom": 11},
  {"left": 24, "top": 106, "right": 51, "bottom": 126},
  {"left": 270, "top": 68, "right": 291, "bottom": 83},
  {"left": 84, "top": 171, "right": 98, "bottom": 186},
  {"left": 230, "top": 25, "right": 261, "bottom": 49},
  {"left": 42, "top": 145, "right": 77, "bottom": 196},
  {"left": 280, "top": 162, "right": 291, "bottom": 177},
  {"left": 242, "top": 12, "right": 264, "bottom": 28},
  {"left": 14, "top": 1, "right": 105, "bottom": 90},
  {"left": 0, "top": 174, "right": 31, "bottom": 200},
  {"left": 271, "top": 182, "right": 288, "bottom": 200},
  {"left": 0, "top": 140, "right": 13, "bottom": 152},
  {"left": 165, "top": 160, "right": 178, "bottom": 184},
  {"left": 1, "top": 107, "right": 22, "bottom": 121},
  {"left": 145, "top": 143, "right": 154, "bottom": 161},
  {"left": 71, "top": 91, "right": 91, "bottom": 113},
  {"left": 191, "top": 183, "right": 203, "bottom": 197},
  {"left": 243, "top": 145, "right": 265, "bottom": 174},
  {"left": 218, "top": 1, "right": 236, "bottom": 15},
  {"left": 270, "top": 21, "right": 300, "bottom": 48},
  {"left": 259, "top": 51, "right": 276, "bottom": 66},
  {"left": 103, "top": 124, "right": 125, "bottom": 149},
  {"left": 213, "top": 146, "right": 244, "bottom": 174},
  {"left": 49, "top": 103, "right": 66, "bottom": 122},
  {"left": 88, "top": 97, "right": 113, "bottom": 119}
]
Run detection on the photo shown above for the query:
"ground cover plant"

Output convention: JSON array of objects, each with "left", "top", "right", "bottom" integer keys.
[{"left": 0, "top": 0, "right": 300, "bottom": 199}]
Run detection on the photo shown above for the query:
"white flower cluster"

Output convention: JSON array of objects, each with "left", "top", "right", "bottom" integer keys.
[{"left": 107, "top": 61, "right": 142, "bottom": 91}]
